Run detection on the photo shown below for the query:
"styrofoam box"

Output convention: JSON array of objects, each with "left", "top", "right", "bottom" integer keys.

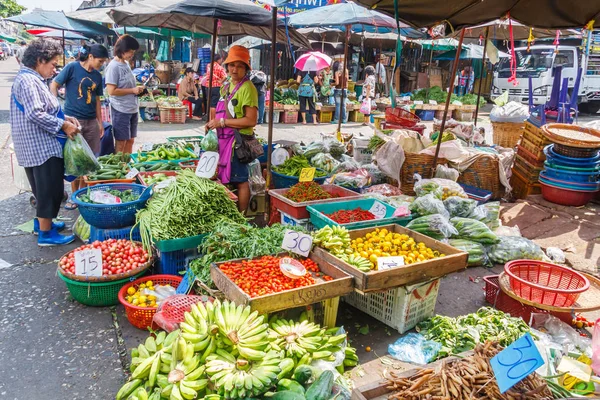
[{"left": 352, "top": 138, "right": 374, "bottom": 164}]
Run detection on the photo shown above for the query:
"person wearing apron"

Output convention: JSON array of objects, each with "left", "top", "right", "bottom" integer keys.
[
  {"left": 10, "top": 38, "right": 78, "bottom": 246},
  {"left": 206, "top": 45, "right": 259, "bottom": 213},
  {"left": 297, "top": 71, "right": 319, "bottom": 125}
]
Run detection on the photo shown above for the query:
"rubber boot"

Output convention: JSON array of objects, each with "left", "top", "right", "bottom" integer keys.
[
  {"left": 33, "top": 218, "right": 66, "bottom": 235},
  {"left": 38, "top": 228, "right": 76, "bottom": 247}
]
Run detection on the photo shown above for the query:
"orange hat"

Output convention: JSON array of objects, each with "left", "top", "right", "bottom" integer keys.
[{"left": 224, "top": 45, "right": 251, "bottom": 69}]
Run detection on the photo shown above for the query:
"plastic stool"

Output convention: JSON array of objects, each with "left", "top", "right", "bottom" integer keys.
[{"left": 182, "top": 100, "right": 193, "bottom": 118}]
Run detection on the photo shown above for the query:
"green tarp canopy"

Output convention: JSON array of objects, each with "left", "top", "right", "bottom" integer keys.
[
  {"left": 0, "top": 33, "right": 16, "bottom": 43},
  {"left": 114, "top": 27, "right": 209, "bottom": 40}
]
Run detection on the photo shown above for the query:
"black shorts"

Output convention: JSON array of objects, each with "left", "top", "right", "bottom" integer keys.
[
  {"left": 25, "top": 157, "right": 65, "bottom": 219},
  {"left": 111, "top": 107, "right": 138, "bottom": 141}
]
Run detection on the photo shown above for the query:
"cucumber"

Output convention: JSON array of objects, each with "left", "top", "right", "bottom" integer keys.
[
  {"left": 268, "top": 391, "right": 306, "bottom": 400},
  {"left": 305, "top": 370, "right": 333, "bottom": 400},
  {"left": 293, "top": 365, "right": 313, "bottom": 385}
]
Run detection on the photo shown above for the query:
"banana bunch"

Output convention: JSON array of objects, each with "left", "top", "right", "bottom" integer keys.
[
  {"left": 213, "top": 300, "right": 269, "bottom": 361},
  {"left": 343, "top": 346, "right": 359, "bottom": 367},
  {"left": 179, "top": 300, "right": 225, "bottom": 362},
  {"left": 205, "top": 350, "right": 281, "bottom": 399},
  {"left": 312, "top": 226, "right": 352, "bottom": 257},
  {"left": 339, "top": 254, "right": 373, "bottom": 272}
]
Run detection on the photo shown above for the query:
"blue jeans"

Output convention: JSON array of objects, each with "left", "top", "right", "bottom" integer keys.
[
  {"left": 257, "top": 91, "right": 265, "bottom": 124},
  {"left": 334, "top": 89, "right": 347, "bottom": 122}
]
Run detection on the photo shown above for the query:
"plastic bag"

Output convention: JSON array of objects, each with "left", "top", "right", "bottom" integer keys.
[
  {"left": 450, "top": 217, "right": 500, "bottom": 244},
  {"left": 374, "top": 140, "right": 405, "bottom": 181},
  {"left": 406, "top": 214, "right": 458, "bottom": 240},
  {"left": 323, "top": 138, "right": 346, "bottom": 159},
  {"left": 63, "top": 134, "right": 101, "bottom": 177},
  {"left": 448, "top": 239, "right": 491, "bottom": 267},
  {"left": 413, "top": 174, "right": 468, "bottom": 200},
  {"left": 531, "top": 313, "right": 592, "bottom": 356},
  {"left": 410, "top": 193, "right": 449, "bottom": 218},
  {"left": 327, "top": 169, "right": 371, "bottom": 189},
  {"left": 546, "top": 247, "right": 566, "bottom": 264},
  {"left": 332, "top": 157, "right": 361, "bottom": 174},
  {"left": 592, "top": 319, "right": 600, "bottom": 375},
  {"left": 201, "top": 129, "right": 218, "bottom": 152},
  {"left": 494, "top": 225, "right": 521, "bottom": 237},
  {"left": 363, "top": 184, "right": 402, "bottom": 197},
  {"left": 434, "top": 164, "right": 460, "bottom": 181},
  {"left": 488, "top": 236, "right": 545, "bottom": 264},
  {"left": 311, "top": 152, "right": 340, "bottom": 173},
  {"left": 388, "top": 333, "right": 441, "bottom": 364},
  {"left": 469, "top": 202, "right": 500, "bottom": 229},
  {"left": 360, "top": 97, "right": 372, "bottom": 114},
  {"left": 444, "top": 196, "right": 478, "bottom": 218},
  {"left": 361, "top": 163, "right": 386, "bottom": 184},
  {"left": 73, "top": 215, "right": 90, "bottom": 243},
  {"left": 303, "top": 141, "right": 327, "bottom": 160},
  {"left": 248, "top": 159, "right": 266, "bottom": 196}
]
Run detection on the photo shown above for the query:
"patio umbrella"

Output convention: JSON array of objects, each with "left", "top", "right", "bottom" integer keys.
[
  {"left": 4, "top": 10, "right": 114, "bottom": 36},
  {"left": 0, "top": 33, "right": 16, "bottom": 43},
  {"left": 294, "top": 51, "right": 332, "bottom": 71},
  {"left": 37, "top": 30, "right": 88, "bottom": 41},
  {"left": 67, "top": 7, "right": 114, "bottom": 24}
]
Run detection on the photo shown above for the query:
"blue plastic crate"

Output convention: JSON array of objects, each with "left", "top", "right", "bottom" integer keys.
[
  {"left": 415, "top": 109, "right": 435, "bottom": 121},
  {"left": 271, "top": 169, "right": 327, "bottom": 189},
  {"left": 157, "top": 247, "right": 200, "bottom": 276},
  {"left": 458, "top": 183, "right": 492, "bottom": 204},
  {"left": 306, "top": 198, "right": 411, "bottom": 230},
  {"left": 89, "top": 225, "right": 142, "bottom": 242},
  {"left": 258, "top": 143, "right": 277, "bottom": 164}
]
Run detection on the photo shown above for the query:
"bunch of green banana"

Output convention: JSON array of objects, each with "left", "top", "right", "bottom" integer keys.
[
  {"left": 205, "top": 350, "right": 282, "bottom": 399},
  {"left": 268, "top": 319, "right": 343, "bottom": 362},
  {"left": 343, "top": 346, "right": 359, "bottom": 367},
  {"left": 339, "top": 254, "right": 373, "bottom": 272},
  {"left": 312, "top": 226, "right": 351, "bottom": 257},
  {"left": 179, "top": 300, "right": 223, "bottom": 362}
]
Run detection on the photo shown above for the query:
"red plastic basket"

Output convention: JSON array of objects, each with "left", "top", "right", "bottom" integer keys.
[
  {"left": 118, "top": 274, "right": 183, "bottom": 330},
  {"left": 179, "top": 159, "right": 199, "bottom": 170},
  {"left": 151, "top": 294, "right": 213, "bottom": 331},
  {"left": 482, "top": 275, "right": 572, "bottom": 324},
  {"left": 385, "top": 107, "right": 420, "bottom": 128},
  {"left": 504, "top": 260, "right": 590, "bottom": 307}
]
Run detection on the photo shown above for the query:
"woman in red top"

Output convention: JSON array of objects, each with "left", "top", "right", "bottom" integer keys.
[{"left": 201, "top": 54, "right": 227, "bottom": 120}]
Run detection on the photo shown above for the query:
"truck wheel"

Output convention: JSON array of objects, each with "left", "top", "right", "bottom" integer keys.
[{"left": 580, "top": 103, "right": 600, "bottom": 115}]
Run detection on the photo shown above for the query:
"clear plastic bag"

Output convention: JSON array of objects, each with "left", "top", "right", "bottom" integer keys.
[
  {"left": 406, "top": 214, "right": 458, "bottom": 240},
  {"left": 448, "top": 239, "right": 491, "bottom": 267},
  {"left": 323, "top": 138, "right": 347, "bottom": 159},
  {"left": 494, "top": 225, "right": 521, "bottom": 237},
  {"left": 332, "top": 156, "right": 361, "bottom": 174},
  {"left": 413, "top": 174, "right": 468, "bottom": 200},
  {"left": 531, "top": 313, "right": 592, "bottom": 356},
  {"left": 311, "top": 152, "right": 340, "bottom": 173},
  {"left": 488, "top": 236, "right": 545, "bottom": 264},
  {"left": 434, "top": 164, "right": 460, "bottom": 181},
  {"left": 546, "top": 247, "right": 566, "bottom": 264},
  {"left": 303, "top": 141, "right": 327, "bottom": 160},
  {"left": 410, "top": 193, "right": 449, "bottom": 218},
  {"left": 468, "top": 201, "right": 500, "bottom": 229},
  {"left": 248, "top": 159, "right": 266, "bottom": 196},
  {"left": 361, "top": 162, "right": 386, "bottom": 184},
  {"left": 363, "top": 184, "right": 403, "bottom": 197},
  {"left": 327, "top": 169, "right": 372, "bottom": 189},
  {"left": 592, "top": 319, "right": 600, "bottom": 375},
  {"left": 388, "top": 333, "right": 441, "bottom": 364},
  {"left": 201, "top": 129, "right": 218, "bottom": 152},
  {"left": 444, "top": 196, "right": 478, "bottom": 218},
  {"left": 63, "top": 133, "right": 101, "bottom": 177},
  {"left": 450, "top": 217, "right": 499, "bottom": 244}
]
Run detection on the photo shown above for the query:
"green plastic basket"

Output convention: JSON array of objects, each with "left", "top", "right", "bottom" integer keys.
[
  {"left": 154, "top": 234, "right": 207, "bottom": 253},
  {"left": 58, "top": 270, "right": 146, "bottom": 307},
  {"left": 130, "top": 153, "right": 198, "bottom": 165},
  {"left": 166, "top": 135, "right": 205, "bottom": 145}
]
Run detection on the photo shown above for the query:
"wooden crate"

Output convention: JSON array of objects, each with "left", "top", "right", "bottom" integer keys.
[
  {"left": 313, "top": 224, "right": 467, "bottom": 293},
  {"left": 349, "top": 110, "right": 365, "bottom": 123},
  {"left": 210, "top": 252, "right": 354, "bottom": 314}
]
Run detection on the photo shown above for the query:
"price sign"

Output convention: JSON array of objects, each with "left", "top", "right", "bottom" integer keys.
[
  {"left": 90, "top": 190, "right": 121, "bottom": 204},
  {"left": 74, "top": 248, "right": 103, "bottom": 277},
  {"left": 125, "top": 167, "right": 139, "bottom": 179},
  {"left": 377, "top": 256, "right": 405, "bottom": 270},
  {"left": 281, "top": 229, "right": 313, "bottom": 257},
  {"left": 414, "top": 100, "right": 424, "bottom": 105},
  {"left": 195, "top": 151, "right": 219, "bottom": 179},
  {"left": 369, "top": 201, "right": 387, "bottom": 219},
  {"left": 176, "top": 269, "right": 196, "bottom": 294},
  {"left": 428, "top": 100, "right": 438, "bottom": 105},
  {"left": 490, "top": 333, "right": 544, "bottom": 393},
  {"left": 299, "top": 168, "right": 316, "bottom": 182},
  {"left": 141, "top": 142, "right": 154, "bottom": 151}
]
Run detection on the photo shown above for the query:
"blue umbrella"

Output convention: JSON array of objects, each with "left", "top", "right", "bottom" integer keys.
[{"left": 4, "top": 9, "right": 114, "bottom": 36}]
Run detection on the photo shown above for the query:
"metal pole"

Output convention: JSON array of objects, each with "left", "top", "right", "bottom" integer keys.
[
  {"left": 207, "top": 19, "right": 218, "bottom": 122},
  {"left": 474, "top": 27, "right": 490, "bottom": 126},
  {"left": 431, "top": 28, "right": 465, "bottom": 176},
  {"left": 62, "top": 30, "right": 65, "bottom": 66},
  {"left": 425, "top": 46, "right": 433, "bottom": 102},
  {"left": 265, "top": 6, "right": 278, "bottom": 222},
  {"left": 337, "top": 24, "right": 350, "bottom": 134}
]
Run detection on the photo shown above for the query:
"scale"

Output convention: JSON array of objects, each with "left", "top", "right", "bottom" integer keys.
[{"left": 279, "top": 257, "right": 306, "bottom": 279}]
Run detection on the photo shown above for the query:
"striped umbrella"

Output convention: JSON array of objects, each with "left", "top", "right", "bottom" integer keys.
[{"left": 294, "top": 51, "right": 332, "bottom": 72}]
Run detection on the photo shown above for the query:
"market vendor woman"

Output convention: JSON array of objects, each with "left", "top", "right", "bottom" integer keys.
[{"left": 206, "top": 45, "right": 258, "bottom": 214}]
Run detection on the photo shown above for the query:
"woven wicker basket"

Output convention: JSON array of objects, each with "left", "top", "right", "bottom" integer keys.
[
  {"left": 457, "top": 155, "right": 505, "bottom": 200},
  {"left": 492, "top": 121, "right": 525, "bottom": 148},
  {"left": 400, "top": 153, "right": 448, "bottom": 195}
]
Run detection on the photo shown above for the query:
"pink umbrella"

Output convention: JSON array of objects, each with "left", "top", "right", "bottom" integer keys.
[{"left": 294, "top": 51, "right": 332, "bottom": 72}]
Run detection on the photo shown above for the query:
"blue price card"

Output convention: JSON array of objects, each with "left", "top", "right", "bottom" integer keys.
[
  {"left": 176, "top": 269, "right": 196, "bottom": 295},
  {"left": 490, "top": 332, "right": 544, "bottom": 393}
]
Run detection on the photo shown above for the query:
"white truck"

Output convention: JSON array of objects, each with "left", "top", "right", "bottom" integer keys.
[{"left": 491, "top": 31, "right": 600, "bottom": 113}]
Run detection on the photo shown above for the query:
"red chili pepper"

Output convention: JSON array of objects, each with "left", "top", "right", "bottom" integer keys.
[
  {"left": 327, "top": 208, "right": 376, "bottom": 224},
  {"left": 284, "top": 182, "right": 337, "bottom": 203}
]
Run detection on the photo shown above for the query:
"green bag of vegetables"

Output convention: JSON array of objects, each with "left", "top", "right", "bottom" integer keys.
[
  {"left": 406, "top": 214, "right": 458, "bottom": 240},
  {"left": 73, "top": 215, "right": 90, "bottom": 243},
  {"left": 201, "top": 129, "right": 218, "bottom": 152},
  {"left": 63, "top": 133, "right": 101, "bottom": 177},
  {"left": 450, "top": 217, "right": 500, "bottom": 244},
  {"left": 488, "top": 236, "right": 544, "bottom": 264},
  {"left": 444, "top": 196, "right": 478, "bottom": 218},
  {"left": 410, "top": 193, "right": 449, "bottom": 218},
  {"left": 448, "top": 239, "right": 491, "bottom": 267},
  {"left": 469, "top": 202, "right": 500, "bottom": 229}
]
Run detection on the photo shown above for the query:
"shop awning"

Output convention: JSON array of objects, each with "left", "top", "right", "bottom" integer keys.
[
  {"left": 434, "top": 44, "right": 509, "bottom": 60},
  {"left": 4, "top": 9, "right": 115, "bottom": 37}
]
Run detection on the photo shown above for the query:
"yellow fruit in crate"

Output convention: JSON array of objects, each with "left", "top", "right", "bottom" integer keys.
[
  {"left": 139, "top": 303, "right": 147, "bottom": 308},
  {"left": 127, "top": 287, "right": 136, "bottom": 295},
  {"left": 145, "top": 280, "right": 153, "bottom": 287},
  {"left": 132, "top": 298, "right": 139, "bottom": 305},
  {"left": 369, "top": 254, "right": 378, "bottom": 264},
  {"left": 147, "top": 295, "right": 156, "bottom": 302},
  {"left": 139, "top": 283, "right": 146, "bottom": 289},
  {"left": 139, "top": 295, "right": 147, "bottom": 304}
]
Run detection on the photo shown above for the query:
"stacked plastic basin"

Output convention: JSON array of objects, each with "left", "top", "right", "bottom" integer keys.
[{"left": 539, "top": 144, "right": 600, "bottom": 206}]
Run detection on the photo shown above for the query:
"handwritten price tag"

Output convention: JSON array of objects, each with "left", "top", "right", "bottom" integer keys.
[
  {"left": 299, "top": 167, "right": 316, "bottom": 182},
  {"left": 125, "top": 167, "right": 139, "bottom": 179},
  {"left": 74, "top": 248, "right": 103, "bottom": 277},
  {"left": 141, "top": 142, "right": 154, "bottom": 151},
  {"left": 369, "top": 201, "right": 387, "bottom": 219},
  {"left": 490, "top": 333, "right": 544, "bottom": 393},
  {"left": 377, "top": 256, "right": 405, "bottom": 270},
  {"left": 281, "top": 229, "right": 313, "bottom": 257},
  {"left": 176, "top": 269, "right": 196, "bottom": 294},
  {"left": 195, "top": 151, "right": 219, "bottom": 179}
]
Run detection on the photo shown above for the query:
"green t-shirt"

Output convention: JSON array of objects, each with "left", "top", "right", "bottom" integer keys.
[{"left": 221, "top": 80, "right": 258, "bottom": 135}]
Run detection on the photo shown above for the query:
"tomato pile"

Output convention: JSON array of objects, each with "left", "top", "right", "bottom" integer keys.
[
  {"left": 59, "top": 239, "right": 150, "bottom": 276},
  {"left": 219, "top": 255, "right": 333, "bottom": 298},
  {"left": 327, "top": 208, "right": 375, "bottom": 224}
]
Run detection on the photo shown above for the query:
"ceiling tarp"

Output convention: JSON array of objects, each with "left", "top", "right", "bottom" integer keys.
[
  {"left": 67, "top": 7, "right": 114, "bottom": 24},
  {"left": 4, "top": 9, "right": 115, "bottom": 36}
]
